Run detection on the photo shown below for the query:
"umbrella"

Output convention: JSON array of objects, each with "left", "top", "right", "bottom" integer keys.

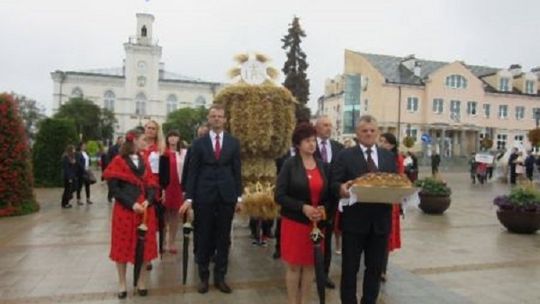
[
  {"left": 133, "top": 208, "right": 148, "bottom": 288},
  {"left": 310, "top": 209, "right": 326, "bottom": 304},
  {"left": 156, "top": 202, "right": 165, "bottom": 259},
  {"left": 181, "top": 212, "right": 194, "bottom": 285}
]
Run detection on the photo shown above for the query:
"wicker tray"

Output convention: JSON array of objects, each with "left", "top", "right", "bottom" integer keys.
[{"left": 350, "top": 185, "right": 419, "bottom": 204}]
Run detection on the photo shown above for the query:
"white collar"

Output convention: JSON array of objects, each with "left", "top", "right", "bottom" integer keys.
[
  {"left": 209, "top": 130, "right": 224, "bottom": 139},
  {"left": 359, "top": 143, "right": 377, "bottom": 154}
]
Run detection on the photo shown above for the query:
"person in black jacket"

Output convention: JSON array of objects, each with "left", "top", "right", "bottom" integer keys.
[
  {"left": 61, "top": 145, "right": 78, "bottom": 209},
  {"left": 179, "top": 104, "right": 243, "bottom": 294},
  {"left": 275, "top": 122, "right": 330, "bottom": 304},
  {"left": 332, "top": 115, "right": 397, "bottom": 304},
  {"left": 314, "top": 115, "right": 344, "bottom": 289}
]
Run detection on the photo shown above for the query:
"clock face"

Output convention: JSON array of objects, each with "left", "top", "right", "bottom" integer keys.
[
  {"left": 240, "top": 59, "right": 267, "bottom": 85},
  {"left": 137, "top": 76, "right": 146, "bottom": 87},
  {"left": 137, "top": 61, "right": 146, "bottom": 71}
]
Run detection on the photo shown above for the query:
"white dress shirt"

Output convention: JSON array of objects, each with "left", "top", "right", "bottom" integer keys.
[
  {"left": 317, "top": 137, "right": 332, "bottom": 163},
  {"left": 209, "top": 130, "right": 224, "bottom": 153},
  {"left": 359, "top": 143, "right": 379, "bottom": 169}
]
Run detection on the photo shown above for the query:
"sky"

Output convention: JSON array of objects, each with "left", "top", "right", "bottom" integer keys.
[{"left": 1, "top": 0, "right": 539, "bottom": 115}]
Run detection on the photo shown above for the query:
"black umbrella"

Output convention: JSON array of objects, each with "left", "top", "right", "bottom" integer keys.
[
  {"left": 181, "top": 213, "right": 194, "bottom": 285},
  {"left": 310, "top": 210, "right": 326, "bottom": 304},
  {"left": 133, "top": 208, "right": 148, "bottom": 288}
]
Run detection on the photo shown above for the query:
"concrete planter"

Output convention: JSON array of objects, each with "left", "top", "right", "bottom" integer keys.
[
  {"left": 496, "top": 209, "right": 540, "bottom": 234},
  {"left": 418, "top": 193, "right": 451, "bottom": 214}
]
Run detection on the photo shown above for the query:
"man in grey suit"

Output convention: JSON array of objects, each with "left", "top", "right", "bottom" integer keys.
[{"left": 332, "top": 115, "right": 397, "bottom": 304}]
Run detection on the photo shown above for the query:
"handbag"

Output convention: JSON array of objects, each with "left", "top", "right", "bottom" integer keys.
[{"left": 84, "top": 169, "right": 97, "bottom": 184}]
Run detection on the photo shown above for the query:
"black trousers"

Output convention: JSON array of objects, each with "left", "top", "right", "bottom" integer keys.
[
  {"left": 195, "top": 202, "right": 235, "bottom": 282},
  {"left": 340, "top": 230, "right": 388, "bottom": 304},
  {"left": 324, "top": 219, "right": 334, "bottom": 276},
  {"left": 249, "top": 218, "right": 273, "bottom": 239},
  {"left": 526, "top": 168, "right": 534, "bottom": 181},
  {"left": 76, "top": 177, "right": 90, "bottom": 200},
  {"left": 61, "top": 178, "right": 74, "bottom": 207}
]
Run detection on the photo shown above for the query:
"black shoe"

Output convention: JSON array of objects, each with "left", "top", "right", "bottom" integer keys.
[
  {"left": 146, "top": 263, "right": 152, "bottom": 271},
  {"left": 197, "top": 281, "right": 209, "bottom": 294},
  {"left": 117, "top": 291, "right": 127, "bottom": 299},
  {"left": 325, "top": 277, "right": 336, "bottom": 289},
  {"left": 272, "top": 251, "right": 281, "bottom": 259},
  {"left": 86, "top": 199, "right": 93, "bottom": 205},
  {"left": 62, "top": 204, "right": 73, "bottom": 209},
  {"left": 214, "top": 280, "right": 232, "bottom": 294},
  {"left": 136, "top": 289, "right": 148, "bottom": 296}
]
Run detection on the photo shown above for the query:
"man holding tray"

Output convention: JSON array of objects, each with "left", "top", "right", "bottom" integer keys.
[{"left": 331, "top": 115, "right": 397, "bottom": 304}]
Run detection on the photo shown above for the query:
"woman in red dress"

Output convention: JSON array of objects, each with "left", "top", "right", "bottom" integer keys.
[
  {"left": 275, "top": 123, "right": 331, "bottom": 304},
  {"left": 159, "top": 130, "right": 187, "bottom": 253},
  {"left": 103, "top": 129, "right": 159, "bottom": 299},
  {"left": 378, "top": 133, "right": 404, "bottom": 282}
]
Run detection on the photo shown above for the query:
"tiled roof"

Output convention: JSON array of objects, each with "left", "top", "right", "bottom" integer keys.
[{"left": 354, "top": 51, "right": 500, "bottom": 85}]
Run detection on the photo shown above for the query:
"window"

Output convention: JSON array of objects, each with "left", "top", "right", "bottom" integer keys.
[
  {"left": 514, "top": 135, "right": 524, "bottom": 145},
  {"left": 103, "top": 91, "right": 115, "bottom": 112},
  {"left": 496, "top": 134, "right": 507, "bottom": 150},
  {"left": 407, "top": 97, "right": 419, "bottom": 112},
  {"left": 71, "top": 87, "right": 83, "bottom": 98},
  {"left": 498, "top": 105, "right": 508, "bottom": 119},
  {"left": 483, "top": 104, "right": 491, "bottom": 118},
  {"left": 141, "top": 25, "right": 147, "bottom": 37},
  {"left": 499, "top": 77, "right": 510, "bottom": 92},
  {"left": 515, "top": 106, "right": 525, "bottom": 120},
  {"left": 135, "top": 93, "right": 146, "bottom": 116},
  {"left": 364, "top": 99, "right": 369, "bottom": 112},
  {"left": 532, "top": 107, "right": 540, "bottom": 121},
  {"left": 432, "top": 98, "right": 443, "bottom": 114},
  {"left": 450, "top": 100, "right": 461, "bottom": 120},
  {"left": 467, "top": 101, "right": 477, "bottom": 116},
  {"left": 166, "top": 94, "right": 177, "bottom": 115},
  {"left": 445, "top": 75, "right": 468, "bottom": 89},
  {"left": 195, "top": 96, "right": 206, "bottom": 107},
  {"left": 525, "top": 80, "right": 535, "bottom": 94},
  {"left": 406, "top": 128, "right": 418, "bottom": 140}
]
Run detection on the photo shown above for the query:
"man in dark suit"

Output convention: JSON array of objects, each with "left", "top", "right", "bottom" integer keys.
[
  {"left": 180, "top": 104, "right": 243, "bottom": 294},
  {"left": 314, "top": 116, "right": 344, "bottom": 289},
  {"left": 332, "top": 115, "right": 397, "bottom": 304}
]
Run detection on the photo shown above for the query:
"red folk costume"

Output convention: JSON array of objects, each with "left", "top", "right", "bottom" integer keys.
[
  {"left": 103, "top": 154, "right": 158, "bottom": 263},
  {"left": 281, "top": 167, "right": 324, "bottom": 266},
  {"left": 388, "top": 154, "right": 404, "bottom": 252},
  {"left": 163, "top": 149, "right": 186, "bottom": 210}
]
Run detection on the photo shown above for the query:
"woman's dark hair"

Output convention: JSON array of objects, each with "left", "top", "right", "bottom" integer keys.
[
  {"left": 292, "top": 122, "right": 317, "bottom": 153},
  {"left": 166, "top": 129, "right": 184, "bottom": 151},
  {"left": 120, "top": 129, "right": 144, "bottom": 157},
  {"left": 380, "top": 132, "right": 398, "bottom": 155}
]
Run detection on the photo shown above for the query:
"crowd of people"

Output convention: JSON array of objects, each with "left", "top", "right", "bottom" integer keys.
[{"left": 60, "top": 108, "right": 418, "bottom": 304}]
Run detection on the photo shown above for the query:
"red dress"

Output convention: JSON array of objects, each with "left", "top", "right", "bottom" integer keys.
[
  {"left": 281, "top": 167, "right": 323, "bottom": 266},
  {"left": 163, "top": 149, "right": 185, "bottom": 211},
  {"left": 104, "top": 155, "right": 158, "bottom": 263},
  {"left": 388, "top": 154, "right": 404, "bottom": 252}
]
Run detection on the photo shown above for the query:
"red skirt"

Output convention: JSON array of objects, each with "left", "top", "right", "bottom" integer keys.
[
  {"left": 388, "top": 204, "right": 401, "bottom": 251},
  {"left": 110, "top": 203, "right": 158, "bottom": 264},
  {"left": 281, "top": 217, "right": 323, "bottom": 266}
]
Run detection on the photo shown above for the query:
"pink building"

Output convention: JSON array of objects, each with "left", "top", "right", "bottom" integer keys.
[{"left": 319, "top": 50, "right": 540, "bottom": 157}]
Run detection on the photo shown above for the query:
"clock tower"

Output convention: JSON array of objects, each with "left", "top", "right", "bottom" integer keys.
[{"left": 124, "top": 13, "right": 162, "bottom": 115}]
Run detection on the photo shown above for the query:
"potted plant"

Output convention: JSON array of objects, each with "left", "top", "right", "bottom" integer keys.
[
  {"left": 493, "top": 186, "right": 540, "bottom": 234},
  {"left": 414, "top": 177, "right": 451, "bottom": 214}
]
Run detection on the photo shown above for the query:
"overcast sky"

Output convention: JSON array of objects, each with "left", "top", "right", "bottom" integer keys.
[{"left": 1, "top": 0, "right": 539, "bottom": 115}]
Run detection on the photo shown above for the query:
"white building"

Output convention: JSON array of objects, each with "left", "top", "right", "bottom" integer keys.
[{"left": 51, "top": 13, "right": 221, "bottom": 135}]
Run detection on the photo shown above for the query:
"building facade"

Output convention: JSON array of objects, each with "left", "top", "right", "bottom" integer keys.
[
  {"left": 51, "top": 13, "right": 221, "bottom": 135},
  {"left": 318, "top": 50, "right": 540, "bottom": 157}
]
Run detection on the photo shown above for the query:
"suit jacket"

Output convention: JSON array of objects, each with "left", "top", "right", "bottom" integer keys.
[
  {"left": 275, "top": 155, "right": 330, "bottom": 225},
  {"left": 331, "top": 145, "right": 397, "bottom": 234},
  {"left": 315, "top": 139, "right": 344, "bottom": 219},
  {"left": 184, "top": 132, "right": 242, "bottom": 205}
]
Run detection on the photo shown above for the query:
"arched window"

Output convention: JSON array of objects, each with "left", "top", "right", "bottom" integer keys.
[
  {"left": 445, "top": 75, "right": 468, "bottom": 89},
  {"left": 166, "top": 94, "right": 178, "bottom": 114},
  {"left": 135, "top": 93, "right": 146, "bottom": 115},
  {"left": 71, "top": 87, "right": 83, "bottom": 98},
  {"left": 141, "top": 26, "right": 147, "bottom": 37},
  {"left": 103, "top": 90, "right": 115, "bottom": 112},
  {"left": 195, "top": 96, "right": 206, "bottom": 107}
]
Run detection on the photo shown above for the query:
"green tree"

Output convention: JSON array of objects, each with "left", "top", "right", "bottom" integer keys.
[
  {"left": 0, "top": 93, "right": 39, "bottom": 216},
  {"left": 32, "top": 118, "right": 78, "bottom": 187},
  {"left": 163, "top": 107, "right": 208, "bottom": 144},
  {"left": 54, "top": 97, "right": 117, "bottom": 142},
  {"left": 11, "top": 92, "right": 45, "bottom": 144},
  {"left": 282, "top": 16, "right": 311, "bottom": 122}
]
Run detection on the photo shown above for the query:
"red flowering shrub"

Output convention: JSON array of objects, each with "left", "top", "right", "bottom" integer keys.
[{"left": 0, "top": 93, "right": 39, "bottom": 216}]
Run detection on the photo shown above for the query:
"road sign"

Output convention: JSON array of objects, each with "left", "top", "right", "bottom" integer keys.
[{"left": 421, "top": 134, "right": 432, "bottom": 144}]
